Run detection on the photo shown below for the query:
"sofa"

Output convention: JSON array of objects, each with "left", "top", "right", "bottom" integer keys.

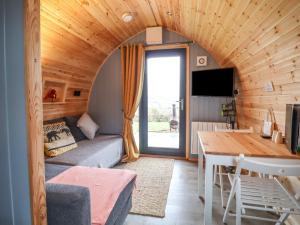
[
  {"left": 44, "top": 115, "right": 132, "bottom": 225},
  {"left": 44, "top": 115, "right": 123, "bottom": 168}
]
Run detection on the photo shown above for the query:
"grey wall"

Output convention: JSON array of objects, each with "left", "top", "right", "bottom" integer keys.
[
  {"left": 0, "top": 0, "right": 32, "bottom": 224},
  {"left": 89, "top": 29, "right": 230, "bottom": 134}
]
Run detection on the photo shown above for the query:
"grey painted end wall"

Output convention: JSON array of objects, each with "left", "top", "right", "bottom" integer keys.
[
  {"left": 0, "top": 0, "right": 32, "bottom": 224},
  {"left": 89, "top": 29, "right": 230, "bottom": 134}
]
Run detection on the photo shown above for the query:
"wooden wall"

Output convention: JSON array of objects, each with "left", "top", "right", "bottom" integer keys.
[
  {"left": 40, "top": 0, "right": 156, "bottom": 120},
  {"left": 41, "top": 0, "right": 300, "bottom": 129},
  {"left": 222, "top": 1, "right": 300, "bottom": 133}
]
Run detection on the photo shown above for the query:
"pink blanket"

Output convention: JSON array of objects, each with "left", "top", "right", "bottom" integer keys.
[{"left": 47, "top": 166, "right": 137, "bottom": 225}]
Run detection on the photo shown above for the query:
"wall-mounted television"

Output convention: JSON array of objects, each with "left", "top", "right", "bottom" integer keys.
[{"left": 192, "top": 68, "right": 234, "bottom": 97}]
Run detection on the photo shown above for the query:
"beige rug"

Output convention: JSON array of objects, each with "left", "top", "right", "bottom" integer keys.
[{"left": 117, "top": 157, "right": 174, "bottom": 217}]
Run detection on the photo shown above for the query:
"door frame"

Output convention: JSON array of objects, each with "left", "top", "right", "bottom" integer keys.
[
  {"left": 25, "top": 0, "right": 48, "bottom": 224},
  {"left": 140, "top": 48, "right": 186, "bottom": 156},
  {"left": 143, "top": 44, "right": 190, "bottom": 159}
]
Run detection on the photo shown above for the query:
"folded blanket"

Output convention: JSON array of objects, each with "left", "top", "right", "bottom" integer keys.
[{"left": 47, "top": 166, "right": 137, "bottom": 225}]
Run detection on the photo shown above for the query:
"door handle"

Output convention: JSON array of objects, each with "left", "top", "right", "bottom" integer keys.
[{"left": 176, "top": 99, "right": 184, "bottom": 111}]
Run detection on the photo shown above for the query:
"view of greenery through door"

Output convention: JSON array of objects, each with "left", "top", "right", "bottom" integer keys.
[{"left": 134, "top": 56, "right": 181, "bottom": 149}]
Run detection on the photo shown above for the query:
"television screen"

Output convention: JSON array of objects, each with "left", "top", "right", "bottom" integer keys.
[{"left": 192, "top": 68, "right": 234, "bottom": 97}]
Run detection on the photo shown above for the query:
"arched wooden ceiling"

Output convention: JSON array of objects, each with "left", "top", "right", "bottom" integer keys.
[{"left": 41, "top": 0, "right": 300, "bottom": 132}]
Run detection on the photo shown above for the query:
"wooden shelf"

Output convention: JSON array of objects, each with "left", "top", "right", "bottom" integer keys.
[{"left": 43, "top": 79, "right": 67, "bottom": 103}]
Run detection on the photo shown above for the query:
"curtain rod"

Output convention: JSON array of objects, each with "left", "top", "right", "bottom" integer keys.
[{"left": 118, "top": 40, "right": 194, "bottom": 49}]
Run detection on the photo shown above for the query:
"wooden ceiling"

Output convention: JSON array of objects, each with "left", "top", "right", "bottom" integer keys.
[{"left": 41, "top": 0, "right": 300, "bottom": 132}]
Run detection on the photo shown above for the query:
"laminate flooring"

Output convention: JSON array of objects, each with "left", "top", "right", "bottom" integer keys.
[{"left": 123, "top": 159, "right": 276, "bottom": 225}]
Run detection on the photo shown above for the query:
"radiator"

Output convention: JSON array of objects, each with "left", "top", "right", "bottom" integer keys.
[{"left": 190, "top": 121, "right": 228, "bottom": 155}]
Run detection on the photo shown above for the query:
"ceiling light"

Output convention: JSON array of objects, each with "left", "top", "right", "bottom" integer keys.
[{"left": 122, "top": 12, "right": 134, "bottom": 23}]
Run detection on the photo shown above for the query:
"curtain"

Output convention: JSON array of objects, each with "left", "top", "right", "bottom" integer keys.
[{"left": 121, "top": 44, "right": 145, "bottom": 162}]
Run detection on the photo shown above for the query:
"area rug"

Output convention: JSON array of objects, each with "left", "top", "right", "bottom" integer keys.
[{"left": 116, "top": 157, "right": 175, "bottom": 217}]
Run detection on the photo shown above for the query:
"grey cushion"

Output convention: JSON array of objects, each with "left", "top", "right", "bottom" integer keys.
[
  {"left": 46, "top": 183, "right": 91, "bottom": 225},
  {"left": 64, "top": 115, "right": 87, "bottom": 142},
  {"left": 46, "top": 135, "right": 123, "bottom": 168},
  {"left": 77, "top": 113, "right": 99, "bottom": 140},
  {"left": 45, "top": 163, "right": 71, "bottom": 181}
]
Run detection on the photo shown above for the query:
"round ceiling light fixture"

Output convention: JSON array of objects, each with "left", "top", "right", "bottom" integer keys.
[{"left": 122, "top": 12, "right": 134, "bottom": 23}]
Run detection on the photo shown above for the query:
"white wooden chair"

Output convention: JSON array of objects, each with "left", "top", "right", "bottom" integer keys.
[
  {"left": 223, "top": 154, "right": 300, "bottom": 225},
  {"left": 213, "top": 126, "right": 254, "bottom": 208}
]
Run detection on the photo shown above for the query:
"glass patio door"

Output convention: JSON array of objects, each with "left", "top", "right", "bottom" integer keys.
[{"left": 139, "top": 48, "right": 186, "bottom": 156}]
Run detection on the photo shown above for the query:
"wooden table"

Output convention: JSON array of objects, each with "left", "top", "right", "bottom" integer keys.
[{"left": 197, "top": 131, "right": 300, "bottom": 225}]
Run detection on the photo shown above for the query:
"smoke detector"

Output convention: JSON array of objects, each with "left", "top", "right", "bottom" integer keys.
[{"left": 122, "top": 12, "right": 134, "bottom": 23}]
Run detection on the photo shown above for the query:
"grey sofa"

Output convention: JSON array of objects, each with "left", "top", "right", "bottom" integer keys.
[
  {"left": 45, "top": 115, "right": 123, "bottom": 168},
  {"left": 45, "top": 164, "right": 134, "bottom": 225}
]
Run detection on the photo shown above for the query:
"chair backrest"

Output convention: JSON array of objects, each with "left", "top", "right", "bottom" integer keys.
[
  {"left": 233, "top": 127, "right": 254, "bottom": 133},
  {"left": 214, "top": 126, "right": 233, "bottom": 132},
  {"left": 214, "top": 126, "right": 254, "bottom": 133},
  {"left": 235, "top": 154, "right": 300, "bottom": 177}
]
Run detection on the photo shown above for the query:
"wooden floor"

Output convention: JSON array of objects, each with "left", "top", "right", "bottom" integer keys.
[{"left": 124, "top": 160, "right": 274, "bottom": 225}]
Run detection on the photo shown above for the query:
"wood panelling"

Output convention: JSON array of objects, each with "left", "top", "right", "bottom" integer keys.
[
  {"left": 25, "top": 0, "right": 47, "bottom": 224},
  {"left": 41, "top": 0, "right": 300, "bottom": 131}
]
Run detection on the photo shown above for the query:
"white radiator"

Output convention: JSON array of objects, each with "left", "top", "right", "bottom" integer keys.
[{"left": 191, "top": 121, "right": 228, "bottom": 155}]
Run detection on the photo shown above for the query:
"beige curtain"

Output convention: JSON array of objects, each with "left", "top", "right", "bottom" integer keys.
[{"left": 121, "top": 44, "right": 145, "bottom": 162}]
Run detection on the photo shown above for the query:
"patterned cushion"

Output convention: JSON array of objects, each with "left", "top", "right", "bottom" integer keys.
[{"left": 44, "top": 122, "right": 78, "bottom": 157}]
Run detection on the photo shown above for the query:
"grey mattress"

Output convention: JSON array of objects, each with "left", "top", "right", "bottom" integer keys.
[
  {"left": 45, "top": 163, "right": 71, "bottom": 181},
  {"left": 46, "top": 134, "right": 123, "bottom": 168}
]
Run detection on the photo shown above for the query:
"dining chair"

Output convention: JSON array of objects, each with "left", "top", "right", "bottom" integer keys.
[
  {"left": 213, "top": 126, "right": 254, "bottom": 208},
  {"left": 223, "top": 154, "right": 300, "bottom": 225}
]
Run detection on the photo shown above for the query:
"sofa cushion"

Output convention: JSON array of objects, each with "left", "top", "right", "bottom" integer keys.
[
  {"left": 45, "top": 163, "right": 71, "bottom": 181},
  {"left": 46, "top": 183, "right": 91, "bottom": 225},
  {"left": 64, "top": 115, "right": 87, "bottom": 142},
  {"left": 77, "top": 113, "right": 99, "bottom": 140},
  {"left": 45, "top": 135, "right": 123, "bottom": 168},
  {"left": 44, "top": 121, "right": 78, "bottom": 157}
]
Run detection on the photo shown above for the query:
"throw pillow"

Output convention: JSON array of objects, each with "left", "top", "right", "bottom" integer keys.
[
  {"left": 77, "top": 113, "right": 99, "bottom": 140},
  {"left": 64, "top": 115, "right": 87, "bottom": 142},
  {"left": 44, "top": 122, "right": 78, "bottom": 157}
]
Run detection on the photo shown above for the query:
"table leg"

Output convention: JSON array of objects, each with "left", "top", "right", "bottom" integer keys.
[
  {"left": 198, "top": 136, "right": 204, "bottom": 200},
  {"left": 204, "top": 156, "right": 214, "bottom": 225}
]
